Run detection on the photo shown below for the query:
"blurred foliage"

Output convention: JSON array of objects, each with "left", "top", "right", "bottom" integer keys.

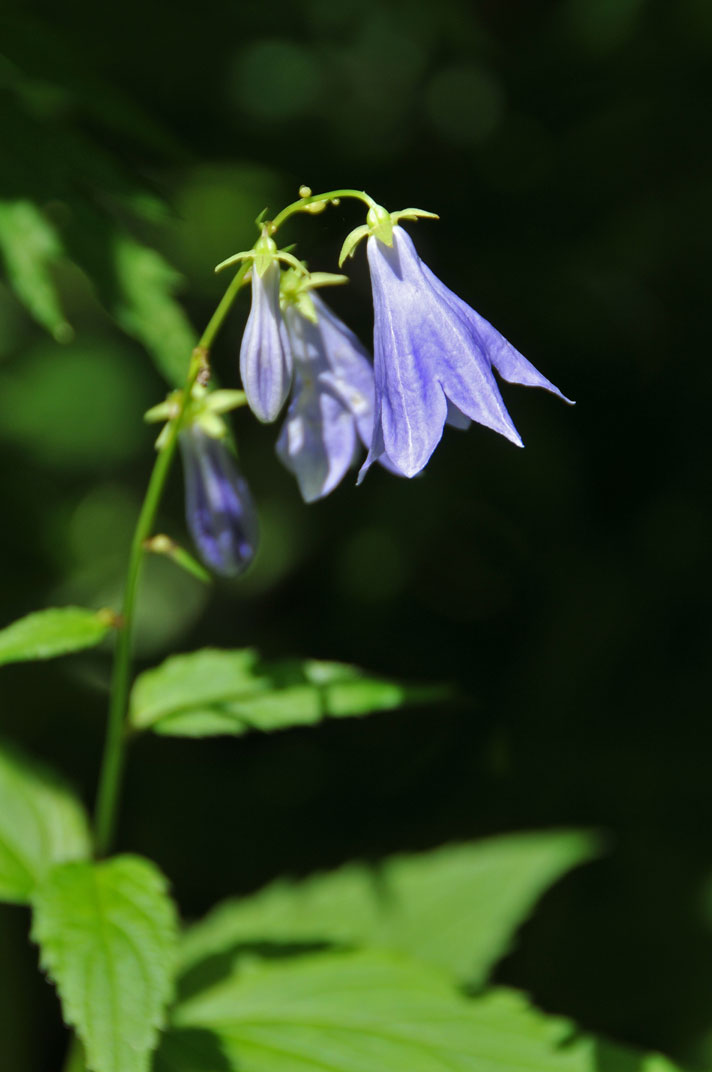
[
  {"left": 0, "top": 740, "right": 90, "bottom": 903},
  {"left": 178, "top": 830, "right": 597, "bottom": 992},
  {"left": 1, "top": 0, "right": 712, "bottom": 1067}
]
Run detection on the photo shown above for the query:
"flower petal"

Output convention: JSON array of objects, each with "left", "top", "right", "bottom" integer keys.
[
  {"left": 309, "top": 294, "right": 375, "bottom": 448},
  {"left": 276, "top": 378, "right": 357, "bottom": 502},
  {"left": 420, "top": 260, "right": 572, "bottom": 403},
  {"left": 362, "top": 233, "right": 448, "bottom": 477},
  {"left": 276, "top": 304, "right": 364, "bottom": 502},
  {"left": 363, "top": 227, "right": 525, "bottom": 479},
  {"left": 180, "top": 428, "right": 258, "bottom": 576},
  {"left": 393, "top": 228, "right": 522, "bottom": 447},
  {"left": 239, "top": 261, "right": 292, "bottom": 422}
]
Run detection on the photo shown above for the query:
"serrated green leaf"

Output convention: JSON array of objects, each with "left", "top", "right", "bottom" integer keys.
[
  {"left": 0, "top": 606, "right": 112, "bottom": 667},
  {"left": 129, "top": 648, "right": 446, "bottom": 738},
  {"left": 158, "top": 952, "right": 684, "bottom": 1072},
  {"left": 179, "top": 830, "right": 597, "bottom": 992},
  {"left": 0, "top": 740, "right": 90, "bottom": 904},
  {"left": 0, "top": 199, "right": 72, "bottom": 340},
  {"left": 130, "top": 649, "right": 259, "bottom": 732},
  {"left": 112, "top": 234, "right": 197, "bottom": 385},
  {"left": 32, "top": 855, "right": 178, "bottom": 1072}
]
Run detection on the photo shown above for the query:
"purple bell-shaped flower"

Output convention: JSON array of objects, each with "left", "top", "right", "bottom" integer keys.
[
  {"left": 359, "top": 222, "right": 571, "bottom": 481},
  {"left": 179, "top": 424, "right": 259, "bottom": 577},
  {"left": 239, "top": 258, "right": 293, "bottom": 423},
  {"left": 276, "top": 294, "right": 375, "bottom": 502}
]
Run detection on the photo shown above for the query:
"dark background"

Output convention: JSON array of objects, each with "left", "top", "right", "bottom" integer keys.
[{"left": 1, "top": 0, "right": 711, "bottom": 1067}]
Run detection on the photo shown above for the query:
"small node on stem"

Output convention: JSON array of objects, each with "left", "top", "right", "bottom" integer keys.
[
  {"left": 190, "top": 346, "right": 211, "bottom": 386},
  {"left": 298, "top": 185, "right": 312, "bottom": 198},
  {"left": 143, "top": 532, "right": 213, "bottom": 584},
  {"left": 96, "top": 608, "right": 124, "bottom": 630},
  {"left": 143, "top": 534, "right": 175, "bottom": 555}
]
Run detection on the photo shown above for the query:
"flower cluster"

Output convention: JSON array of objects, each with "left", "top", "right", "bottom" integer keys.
[
  {"left": 234, "top": 198, "right": 570, "bottom": 499},
  {"left": 147, "top": 189, "right": 571, "bottom": 580},
  {"left": 242, "top": 264, "right": 377, "bottom": 503}
]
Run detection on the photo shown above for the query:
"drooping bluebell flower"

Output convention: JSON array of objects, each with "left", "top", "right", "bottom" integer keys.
[
  {"left": 276, "top": 291, "right": 375, "bottom": 502},
  {"left": 344, "top": 210, "right": 570, "bottom": 480},
  {"left": 239, "top": 256, "right": 292, "bottom": 423},
  {"left": 179, "top": 424, "right": 258, "bottom": 577}
]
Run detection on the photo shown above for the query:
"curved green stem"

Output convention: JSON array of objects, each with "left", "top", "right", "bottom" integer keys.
[
  {"left": 269, "top": 188, "right": 375, "bottom": 233},
  {"left": 93, "top": 263, "right": 249, "bottom": 856}
]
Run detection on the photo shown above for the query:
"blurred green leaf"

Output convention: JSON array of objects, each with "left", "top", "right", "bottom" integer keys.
[
  {"left": 0, "top": 199, "right": 72, "bottom": 341},
  {"left": 112, "top": 234, "right": 196, "bottom": 385},
  {"left": 563, "top": 0, "right": 647, "bottom": 55},
  {"left": 179, "top": 830, "right": 597, "bottom": 992},
  {"left": 129, "top": 647, "right": 446, "bottom": 737},
  {"left": 168, "top": 163, "right": 287, "bottom": 289},
  {"left": 0, "top": 606, "right": 112, "bottom": 666},
  {"left": 160, "top": 952, "right": 684, "bottom": 1072},
  {"left": 0, "top": 339, "right": 152, "bottom": 470},
  {"left": 32, "top": 855, "right": 178, "bottom": 1072},
  {"left": 0, "top": 740, "right": 90, "bottom": 904}
]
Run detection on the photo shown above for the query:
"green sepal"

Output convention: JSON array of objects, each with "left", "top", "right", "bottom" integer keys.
[
  {"left": 252, "top": 234, "right": 279, "bottom": 278},
  {"left": 195, "top": 412, "right": 224, "bottom": 438},
  {"left": 154, "top": 422, "right": 173, "bottom": 451},
  {"left": 338, "top": 224, "right": 371, "bottom": 267},
  {"left": 339, "top": 203, "right": 439, "bottom": 264},
  {"left": 366, "top": 203, "right": 394, "bottom": 246},
  {"left": 204, "top": 389, "right": 247, "bottom": 414},
  {"left": 146, "top": 385, "right": 247, "bottom": 451},
  {"left": 294, "top": 291, "right": 317, "bottom": 322},
  {"left": 144, "top": 392, "right": 182, "bottom": 424},
  {"left": 144, "top": 535, "right": 213, "bottom": 585},
  {"left": 306, "top": 271, "right": 350, "bottom": 288},
  {"left": 216, "top": 235, "right": 309, "bottom": 278},
  {"left": 391, "top": 207, "right": 440, "bottom": 225},
  {"left": 202, "top": 413, "right": 228, "bottom": 438},
  {"left": 214, "top": 249, "right": 255, "bottom": 275},
  {"left": 280, "top": 267, "right": 350, "bottom": 322}
]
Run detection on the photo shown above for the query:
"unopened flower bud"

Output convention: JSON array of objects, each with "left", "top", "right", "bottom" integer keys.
[{"left": 179, "top": 426, "right": 259, "bottom": 577}]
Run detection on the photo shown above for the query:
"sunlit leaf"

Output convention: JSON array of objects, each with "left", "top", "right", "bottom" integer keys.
[
  {"left": 32, "top": 856, "right": 178, "bottom": 1072},
  {"left": 0, "top": 607, "right": 112, "bottom": 667},
  {"left": 179, "top": 830, "right": 597, "bottom": 993},
  {"left": 112, "top": 234, "right": 196, "bottom": 385},
  {"left": 0, "top": 741, "right": 90, "bottom": 904},
  {"left": 129, "top": 648, "right": 446, "bottom": 737},
  {"left": 159, "top": 952, "right": 683, "bottom": 1072},
  {"left": 0, "top": 199, "right": 72, "bottom": 341}
]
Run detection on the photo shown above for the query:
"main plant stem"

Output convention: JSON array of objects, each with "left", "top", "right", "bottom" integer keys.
[{"left": 92, "top": 263, "right": 249, "bottom": 857}]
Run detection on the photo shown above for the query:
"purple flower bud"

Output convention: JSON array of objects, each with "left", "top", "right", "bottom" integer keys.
[
  {"left": 239, "top": 260, "right": 293, "bottom": 423},
  {"left": 360, "top": 225, "right": 571, "bottom": 481},
  {"left": 276, "top": 294, "right": 376, "bottom": 502},
  {"left": 179, "top": 426, "right": 258, "bottom": 577}
]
